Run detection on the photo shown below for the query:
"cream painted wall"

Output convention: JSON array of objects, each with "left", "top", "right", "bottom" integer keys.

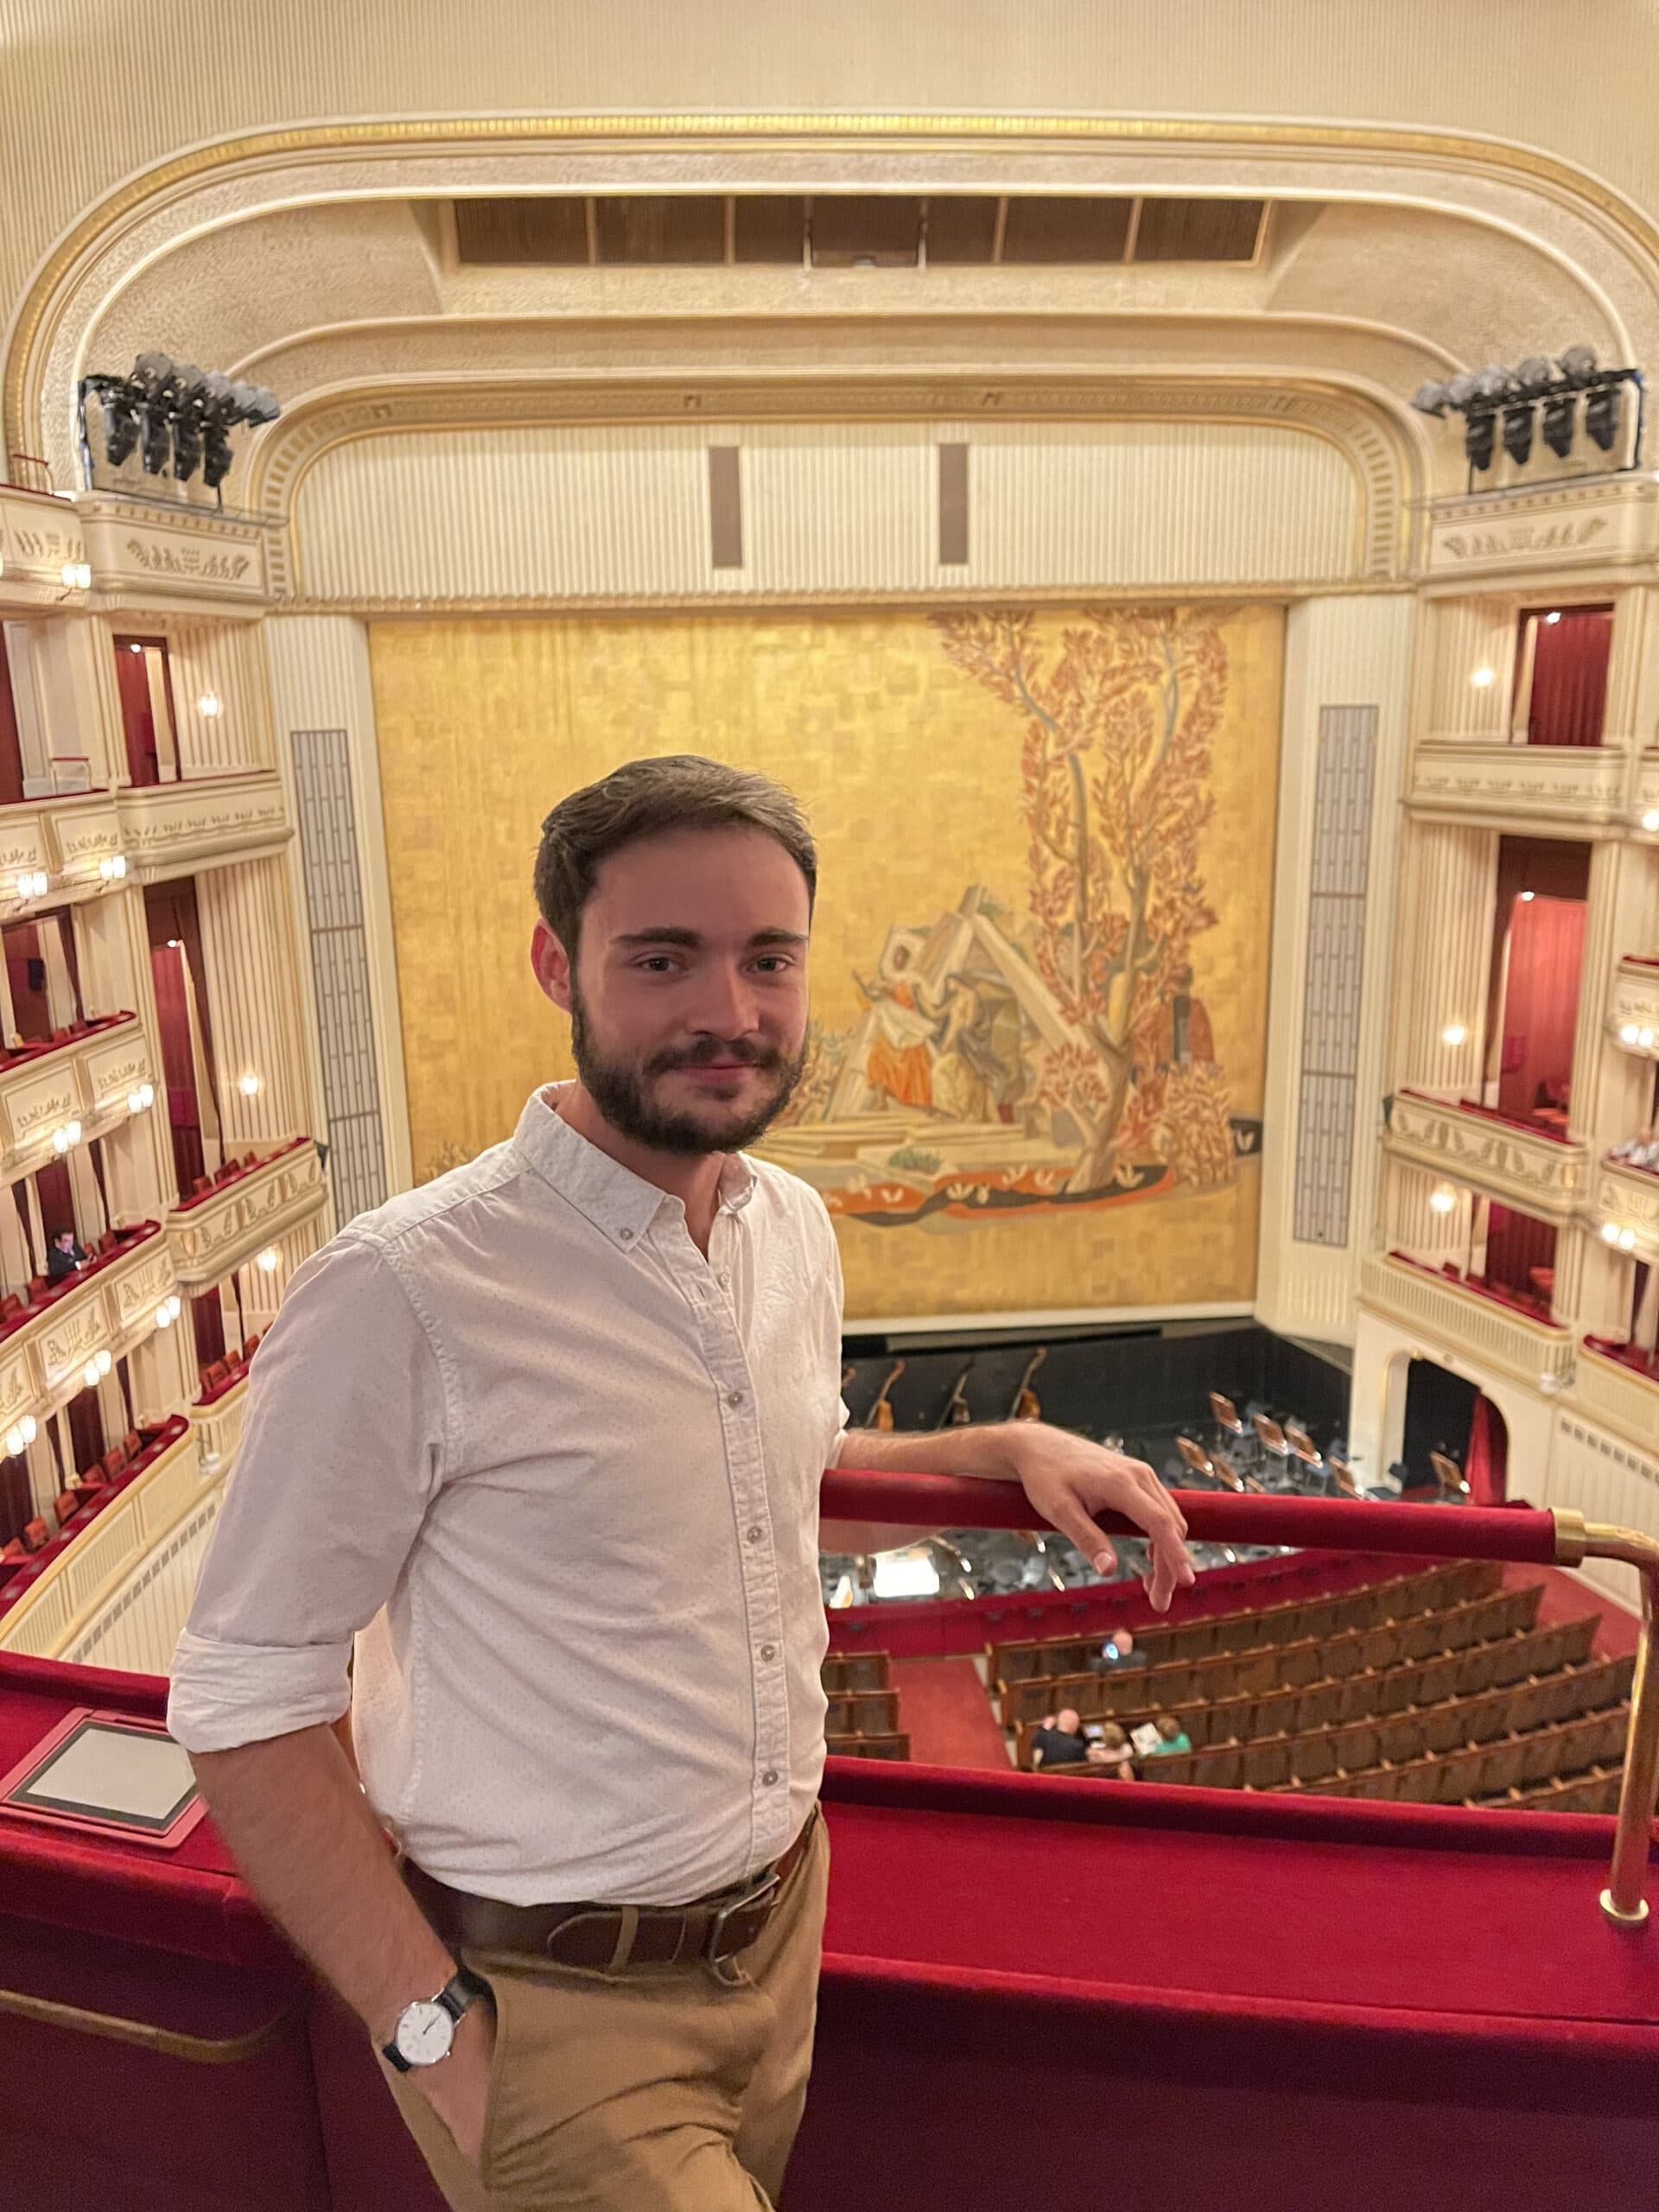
[
  {"left": 8, "top": 0, "right": 1659, "bottom": 334},
  {"left": 1255, "top": 594, "right": 1415, "bottom": 1348}
]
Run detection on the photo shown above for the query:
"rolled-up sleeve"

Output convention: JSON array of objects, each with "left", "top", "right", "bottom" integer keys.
[{"left": 168, "top": 1231, "right": 448, "bottom": 1754}]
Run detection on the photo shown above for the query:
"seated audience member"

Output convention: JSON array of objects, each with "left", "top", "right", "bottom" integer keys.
[
  {"left": 45, "top": 1227, "right": 89, "bottom": 1282},
  {"left": 1030, "top": 1707, "right": 1093, "bottom": 1768},
  {"left": 1085, "top": 1722, "right": 1135, "bottom": 1776},
  {"left": 1090, "top": 1624, "right": 1149, "bottom": 1674},
  {"left": 1141, "top": 1713, "right": 1192, "bottom": 1757}
]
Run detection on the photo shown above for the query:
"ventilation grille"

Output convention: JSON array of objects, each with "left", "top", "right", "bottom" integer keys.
[{"left": 453, "top": 195, "right": 1268, "bottom": 269}]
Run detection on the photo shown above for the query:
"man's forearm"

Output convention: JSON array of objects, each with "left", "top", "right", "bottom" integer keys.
[
  {"left": 188, "top": 1722, "right": 456, "bottom": 2046},
  {"left": 821, "top": 1421, "right": 1027, "bottom": 1554}
]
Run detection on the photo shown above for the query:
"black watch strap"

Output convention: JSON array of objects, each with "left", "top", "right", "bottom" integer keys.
[{"left": 380, "top": 1967, "right": 488, "bottom": 2072}]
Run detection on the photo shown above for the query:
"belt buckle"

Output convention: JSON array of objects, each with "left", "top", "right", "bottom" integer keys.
[{"left": 703, "top": 1869, "right": 779, "bottom": 1965}]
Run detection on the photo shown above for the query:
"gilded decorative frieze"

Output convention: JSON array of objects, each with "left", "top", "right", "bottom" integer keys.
[
  {"left": 1593, "top": 1160, "right": 1659, "bottom": 1262},
  {"left": 76, "top": 495, "right": 269, "bottom": 613},
  {"left": 0, "top": 1019, "right": 152, "bottom": 1174},
  {"left": 1425, "top": 477, "right": 1659, "bottom": 584},
  {"left": 167, "top": 1142, "right": 326, "bottom": 1287},
  {"left": 115, "top": 771, "right": 291, "bottom": 880},
  {"left": 1407, "top": 741, "right": 1627, "bottom": 830},
  {"left": 1385, "top": 1094, "right": 1588, "bottom": 1218},
  {"left": 0, "top": 486, "right": 88, "bottom": 610}
]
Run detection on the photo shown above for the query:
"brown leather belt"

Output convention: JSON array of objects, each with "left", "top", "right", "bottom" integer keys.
[{"left": 402, "top": 1806, "right": 817, "bottom": 1973}]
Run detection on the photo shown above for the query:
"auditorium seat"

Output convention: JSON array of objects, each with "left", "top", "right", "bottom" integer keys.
[
  {"left": 0, "top": 1539, "right": 23, "bottom": 1565},
  {"left": 21, "top": 1518, "right": 48, "bottom": 1552},
  {"left": 826, "top": 1731, "right": 910, "bottom": 1761},
  {"left": 0, "top": 1294, "right": 22, "bottom": 1323}
]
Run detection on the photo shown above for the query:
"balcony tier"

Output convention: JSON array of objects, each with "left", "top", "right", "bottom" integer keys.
[
  {"left": 1407, "top": 740, "right": 1627, "bottom": 832},
  {"left": 0, "top": 1420, "right": 200, "bottom": 1659},
  {"left": 1592, "top": 1157, "right": 1659, "bottom": 1263},
  {"left": 0, "top": 1015, "right": 154, "bottom": 1176},
  {"left": 0, "top": 486, "right": 91, "bottom": 614},
  {"left": 76, "top": 493, "right": 269, "bottom": 616},
  {"left": 194, "top": 1374, "right": 249, "bottom": 1476},
  {"left": 1387, "top": 1092, "right": 1589, "bottom": 1221},
  {"left": 115, "top": 770, "right": 290, "bottom": 881},
  {"left": 1357, "top": 1252, "right": 1576, "bottom": 1396},
  {"left": 1424, "top": 475, "right": 1659, "bottom": 583},
  {"left": 1572, "top": 1340, "right": 1659, "bottom": 1459},
  {"left": 167, "top": 1137, "right": 327, "bottom": 1287},
  {"left": 0, "top": 1227, "right": 175, "bottom": 1433},
  {"left": 1609, "top": 957, "right": 1659, "bottom": 1057}
]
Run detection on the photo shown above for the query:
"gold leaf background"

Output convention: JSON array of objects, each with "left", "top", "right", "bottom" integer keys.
[{"left": 369, "top": 603, "right": 1283, "bottom": 1317}]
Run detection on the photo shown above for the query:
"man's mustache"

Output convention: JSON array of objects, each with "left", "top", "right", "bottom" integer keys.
[{"left": 651, "top": 1041, "right": 789, "bottom": 1073}]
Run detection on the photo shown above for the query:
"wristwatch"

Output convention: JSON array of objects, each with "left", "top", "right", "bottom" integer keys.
[{"left": 381, "top": 1967, "right": 488, "bottom": 2072}]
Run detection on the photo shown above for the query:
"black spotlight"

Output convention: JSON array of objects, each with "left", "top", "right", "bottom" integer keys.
[
  {"left": 99, "top": 386, "right": 140, "bottom": 467},
  {"left": 168, "top": 363, "right": 207, "bottom": 480},
  {"left": 130, "top": 350, "right": 179, "bottom": 474},
  {"left": 1502, "top": 400, "right": 1535, "bottom": 466},
  {"left": 1584, "top": 383, "right": 1622, "bottom": 452},
  {"left": 1541, "top": 391, "right": 1577, "bottom": 457},
  {"left": 1464, "top": 410, "right": 1497, "bottom": 472}
]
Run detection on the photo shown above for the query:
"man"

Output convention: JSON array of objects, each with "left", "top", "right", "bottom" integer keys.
[
  {"left": 45, "top": 1226, "right": 87, "bottom": 1281},
  {"left": 1090, "top": 1624, "right": 1150, "bottom": 1675},
  {"left": 1028, "top": 1707, "right": 1092, "bottom": 1769},
  {"left": 168, "top": 755, "right": 1192, "bottom": 2211}
]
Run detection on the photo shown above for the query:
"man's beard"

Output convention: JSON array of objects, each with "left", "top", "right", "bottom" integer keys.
[{"left": 569, "top": 984, "right": 806, "bottom": 1157}]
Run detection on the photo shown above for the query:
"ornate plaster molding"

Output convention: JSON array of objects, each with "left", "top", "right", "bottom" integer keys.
[
  {"left": 10, "top": 113, "right": 1659, "bottom": 490},
  {"left": 1407, "top": 738, "right": 1630, "bottom": 832},
  {"left": 1385, "top": 1094, "right": 1590, "bottom": 1221},
  {"left": 252, "top": 370, "right": 1414, "bottom": 602}
]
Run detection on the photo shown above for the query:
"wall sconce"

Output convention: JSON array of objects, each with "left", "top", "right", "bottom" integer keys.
[
  {"left": 81, "top": 1348, "right": 112, "bottom": 1389},
  {"left": 153, "top": 1293, "right": 181, "bottom": 1331},
  {"left": 256, "top": 1247, "right": 279, "bottom": 1274},
  {"left": 126, "top": 1082, "right": 155, "bottom": 1114},
  {"left": 51, "top": 1119, "right": 82, "bottom": 1153},
  {"left": 3, "top": 1414, "right": 37, "bottom": 1458},
  {"left": 238, "top": 1072, "right": 263, "bottom": 1097},
  {"left": 97, "top": 854, "right": 128, "bottom": 880},
  {"left": 59, "top": 559, "right": 91, "bottom": 590},
  {"left": 197, "top": 691, "right": 222, "bottom": 718},
  {"left": 15, "top": 870, "right": 48, "bottom": 901},
  {"left": 1643, "top": 809, "right": 1659, "bottom": 834},
  {"left": 1469, "top": 667, "right": 1497, "bottom": 690},
  {"left": 1428, "top": 1184, "right": 1459, "bottom": 1216},
  {"left": 1440, "top": 1023, "right": 1468, "bottom": 1048}
]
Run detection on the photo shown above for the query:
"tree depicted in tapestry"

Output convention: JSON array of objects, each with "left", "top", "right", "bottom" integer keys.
[{"left": 762, "top": 607, "right": 1261, "bottom": 1228}]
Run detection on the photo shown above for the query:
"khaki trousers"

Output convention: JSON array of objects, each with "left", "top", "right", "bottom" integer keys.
[{"left": 382, "top": 1812, "right": 830, "bottom": 2210}]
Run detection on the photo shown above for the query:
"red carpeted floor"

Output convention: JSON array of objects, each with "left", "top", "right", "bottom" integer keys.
[{"left": 889, "top": 1656, "right": 1013, "bottom": 1770}]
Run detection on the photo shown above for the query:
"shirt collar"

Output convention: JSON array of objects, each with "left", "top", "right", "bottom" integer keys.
[{"left": 512, "top": 1083, "right": 758, "bottom": 1248}]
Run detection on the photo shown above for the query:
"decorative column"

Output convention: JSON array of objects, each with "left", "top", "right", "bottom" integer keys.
[
  {"left": 1389, "top": 820, "right": 1497, "bottom": 1096},
  {"left": 194, "top": 856, "right": 316, "bottom": 1147}
]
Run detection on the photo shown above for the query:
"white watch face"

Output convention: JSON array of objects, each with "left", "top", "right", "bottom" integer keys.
[{"left": 395, "top": 1999, "right": 454, "bottom": 2066}]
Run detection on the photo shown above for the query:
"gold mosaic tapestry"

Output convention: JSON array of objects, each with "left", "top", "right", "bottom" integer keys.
[{"left": 369, "top": 601, "right": 1282, "bottom": 1319}]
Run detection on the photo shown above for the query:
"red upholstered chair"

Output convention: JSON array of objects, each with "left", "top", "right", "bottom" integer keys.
[
  {"left": 49, "top": 1027, "right": 70, "bottom": 1046},
  {"left": 244, "top": 1332, "right": 261, "bottom": 1356},
  {"left": 203, "top": 1358, "right": 229, "bottom": 1390},
  {"left": 0, "top": 1293, "right": 22, "bottom": 1323},
  {"left": 54, "top": 1489, "right": 83, "bottom": 1528},
  {"left": 0, "top": 1539, "right": 25, "bottom": 1565},
  {"left": 96, "top": 1229, "right": 119, "bottom": 1255},
  {"left": 191, "top": 1175, "right": 213, "bottom": 1198},
  {"left": 27, "top": 1275, "right": 48, "bottom": 1301},
  {"left": 100, "top": 1443, "right": 127, "bottom": 1480},
  {"left": 123, "top": 1428, "right": 142, "bottom": 1458},
  {"left": 22, "top": 1517, "right": 49, "bottom": 1553}
]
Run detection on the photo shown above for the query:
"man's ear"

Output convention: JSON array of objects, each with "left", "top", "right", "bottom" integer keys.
[{"left": 531, "top": 919, "right": 574, "bottom": 1014}]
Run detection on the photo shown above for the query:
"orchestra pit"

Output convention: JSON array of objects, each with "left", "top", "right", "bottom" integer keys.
[{"left": 2, "top": 8, "right": 1658, "bottom": 2209}]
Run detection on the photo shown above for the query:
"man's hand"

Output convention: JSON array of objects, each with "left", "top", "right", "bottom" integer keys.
[
  {"left": 1006, "top": 1427, "right": 1195, "bottom": 1612},
  {"left": 406, "top": 1993, "right": 497, "bottom": 2165}
]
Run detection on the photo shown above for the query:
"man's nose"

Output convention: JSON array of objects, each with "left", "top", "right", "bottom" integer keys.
[{"left": 689, "top": 964, "right": 760, "bottom": 1038}]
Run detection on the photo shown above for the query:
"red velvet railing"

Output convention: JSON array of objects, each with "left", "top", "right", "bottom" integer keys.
[
  {"left": 172, "top": 1135, "right": 308, "bottom": 1213},
  {"left": 821, "top": 1469, "right": 1561, "bottom": 1564}
]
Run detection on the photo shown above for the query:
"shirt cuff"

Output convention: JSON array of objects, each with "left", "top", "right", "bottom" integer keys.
[{"left": 167, "top": 1627, "right": 353, "bottom": 1752}]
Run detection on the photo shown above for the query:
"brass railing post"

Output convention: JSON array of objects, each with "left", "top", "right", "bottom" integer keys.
[{"left": 1552, "top": 1508, "right": 1659, "bottom": 1929}]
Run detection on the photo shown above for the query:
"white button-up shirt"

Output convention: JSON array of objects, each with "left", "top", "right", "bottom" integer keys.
[{"left": 168, "top": 1084, "right": 849, "bottom": 1907}]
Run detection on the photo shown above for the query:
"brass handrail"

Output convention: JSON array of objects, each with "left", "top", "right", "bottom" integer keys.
[{"left": 821, "top": 1471, "right": 1659, "bottom": 1928}]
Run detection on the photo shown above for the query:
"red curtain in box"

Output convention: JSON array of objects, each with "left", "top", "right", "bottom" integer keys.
[
  {"left": 1496, "top": 894, "right": 1586, "bottom": 1125},
  {"left": 1482, "top": 1203, "right": 1556, "bottom": 1303},
  {"left": 1464, "top": 1393, "right": 1509, "bottom": 1506},
  {"left": 1526, "top": 607, "right": 1611, "bottom": 747}
]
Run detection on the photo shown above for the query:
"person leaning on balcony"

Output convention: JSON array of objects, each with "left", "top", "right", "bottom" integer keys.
[
  {"left": 45, "top": 1228, "right": 88, "bottom": 1282},
  {"left": 165, "top": 757, "right": 1195, "bottom": 2212}
]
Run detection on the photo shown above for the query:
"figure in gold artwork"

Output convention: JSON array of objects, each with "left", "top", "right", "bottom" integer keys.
[{"left": 853, "top": 938, "right": 940, "bottom": 1111}]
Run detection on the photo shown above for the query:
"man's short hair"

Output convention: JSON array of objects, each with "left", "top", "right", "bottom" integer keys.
[{"left": 532, "top": 756, "right": 817, "bottom": 963}]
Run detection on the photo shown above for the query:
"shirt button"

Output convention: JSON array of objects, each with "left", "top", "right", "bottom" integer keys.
[
  {"left": 761, "top": 1769, "right": 779, "bottom": 1787},
  {"left": 718, "top": 1272, "right": 730, "bottom": 1287},
  {"left": 746, "top": 1525, "right": 762, "bottom": 1543},
  {"left": 760, "top": 1643, "right": 777, "bottom": 1662},
  {"left": 726, "top": 1389, "right": 744, "bottom": 1408},
  {"left": 618, "top": 1227, "right": 633, "bottom": 1242}
]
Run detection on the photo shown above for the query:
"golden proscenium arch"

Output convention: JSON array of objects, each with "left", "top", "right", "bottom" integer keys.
[{"left": 10, "top": 112, "right": 1659, "bottom": 486}]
